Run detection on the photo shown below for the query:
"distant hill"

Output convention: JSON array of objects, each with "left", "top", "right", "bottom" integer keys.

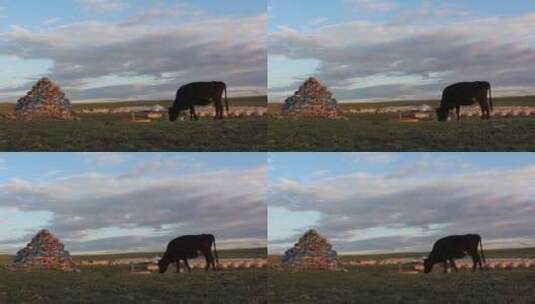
[
  {"left": 0, "top": 96, "right": 267, "bottom": 113},
  {"left": 1, "top": 247, "right": 267, "bottom": 264},
  {"left": 268, "top": 95, "right": 535, "bottom": 111}
]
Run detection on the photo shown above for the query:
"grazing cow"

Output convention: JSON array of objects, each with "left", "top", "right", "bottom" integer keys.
[
  {"left": 168, "top": 82, "right": 228, "bottom": 121},
  {"left": 158, "top": 234, "right": 219, "bottom": 274},
  {"left": 424, "top": 234, "right": 486, "bottom": 274},
  {"left": 436, "top": 82, "right": 493, "bottom": 121}
]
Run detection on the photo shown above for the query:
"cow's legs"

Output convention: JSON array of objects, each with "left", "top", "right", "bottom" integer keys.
[
  {"left": 442, "top": 261, "right": 448, "bottom": 273},
  {"left": 214, "top": 103, "right": 223, "bottom": 120},
  {"left": 470, "top": 255, "right": 478, "bottom": 272},
  {"left": 449, "top": 259, "right": 458, "bottom": 272},
  {"left": 214, "top": 95, "right": 224, "bottom": 120},
  {"left": 190, "top": 107, "right": 198, "bottom": 121},
  {"left": 176, "top": 261, "right": 181, "bottom": 273},
  {"left": 208, "top": 253, "right": 216, "bottom": 271},
  {"left": 456, "top": 106, "right": 461, "bottom": 120},
  {"left": 183, "top": 259, "right": 192, "bottom": 273},
  {"left": 478, "top": 256, "right": 484, "bottom": 271},
  {"left": 478, "top": 99, "right": 490, "bottom": 120},
  {"left": 203, "top": 253, "right": 210, "bottom": 272}
]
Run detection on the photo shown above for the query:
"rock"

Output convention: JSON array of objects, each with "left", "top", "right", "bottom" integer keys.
[
  {"left": 280, "top": 229, "right": 341, "bottom": 271},
  {"left": 281, "top": 77, "right": 338, "bottom": 119},
  {"left": 6, "top": 229, "right": 79, "bottom": 272},
  {"left": 14, "top": 77, "right": 76, "bottom": 120}
]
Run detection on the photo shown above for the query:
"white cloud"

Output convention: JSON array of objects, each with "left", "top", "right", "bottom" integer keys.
[
  {"left": 269, "top": 163, "right": 535, "bottom": 253},
  {"left": 77, "top": 0, "right": 127, "bottom": 13},
  {"left": 0, "top": 7, "right": 266, "bottom": 101},
  {"left": 0, "top": 165, "right": 267, "bottom": 253},
  {"left": 270, "top": 12, "right": 535, "bottom": 100},
  {"left": 75, "top": 152, "right": 128, "bottom": 166},
  {"left": 345, "top": 0, "right": 394, "bottom": 13},
  {"left": 344, "top": 152, "right": 397, "bottom": 165}
]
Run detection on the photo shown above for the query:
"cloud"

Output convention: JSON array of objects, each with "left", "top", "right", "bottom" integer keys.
[
  {"left": 118, "top": 2, "right": 204, "bottom": 27},
  {"left": 344, "top": 152, "right": 397, "bottom": 165},
  {"left": 0, "top": 165, "right": 267, "bottom": 253},
  {"left": 77, "top": 0, "right": 127, "bottom": 13},
  {"left": 269, "top": 163, "right": 535, "bottom": 253},
  {"left": 269, "top": 12, "right": 535, "bottom": 101},
  {"left": 345, "top": 0, "right": 394, "bottom": 13},
  {"left": 0, "top": 12, "right": 267, "bottom": 101},
  {"left": 75, "top": 152, "right": 128, "bottom": 166}
]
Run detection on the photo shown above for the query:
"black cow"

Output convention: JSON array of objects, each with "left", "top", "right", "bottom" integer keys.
[
  {"left": 168, "top": 82, "right": 228, "bottom": 121},
  {"left": 158, "top": 234, "right": 219, "bottom": 274},
  {"left": 436, "top": 82, "right": 493, "bottom": 121},
  {"left": 424, "top": 234, "right": 486, "bottom": 274}
]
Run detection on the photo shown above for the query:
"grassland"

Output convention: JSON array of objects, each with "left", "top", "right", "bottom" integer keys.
[
  {"left": 268, "top": 247, "right": 535, "bottom": 304},
  {"left": 268, "top": 95, "right": 535, "bottom": 151},
  {"left": 0, "top": 248, "right": 267, "bottom": 304},
  {"left": 0, "top": 97, "right": 267, "bottom": 151}
]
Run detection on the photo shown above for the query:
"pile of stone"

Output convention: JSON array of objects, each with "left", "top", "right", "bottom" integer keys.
[
  {"left": 280, "top": 229, "right": 340, "bottom": 271},
  {"left": 14, "top": 77, "right": 76, "bottom": 120},
  {"left": 5, "top": 229, "right": 79, "bottom": 272},
  {"left": 281, "top": 77, "right": 338, "bottom": 119}
]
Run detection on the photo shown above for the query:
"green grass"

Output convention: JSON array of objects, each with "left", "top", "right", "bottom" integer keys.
[
  {"left": 268, "top": 267, "right": 535, "bottom": 304},
  {"left": 268, "top": 95, "right": 535, "bottom": 151},
  {"left": 0, "top": 248, "right": 267, "bottom": 303},
  {"left": 0, "top": 266, "right": 266, "bottom": 303},
  {"left": 0, "top": 97, "right": 267, "bottom": 151},
  {"left": 0, "top": 115, "right": 267, "bottom": 151},
  {"left": 267, "top": 116, "right": 535, "bottom": 151},
  {"left": 268, "top": 247, "right": 535, "bottom": 303}
]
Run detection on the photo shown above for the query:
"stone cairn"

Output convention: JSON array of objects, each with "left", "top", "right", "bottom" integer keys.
[
  {"left": 6, "top": 229, "right": 79, "bottom": 272},
  {"left": 280, "top": 229, "right": 341, "bottom": 271},
  {"left": 14, "top": 77, "right": 76, "bottom": 120},
  {"left": 281, "top": 77, "right": 338, "bottom": 119}
]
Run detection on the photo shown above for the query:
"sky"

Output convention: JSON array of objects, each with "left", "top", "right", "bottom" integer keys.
[
  {"left": 0, "top": 0, "right": 266, "bottom": 103},
  {"left": 0, "top": 152, "right": 267, "bottom": 254},
  {"left": 268, "top": 0, "right": 535, "bottom": 102},
  {"left": 268, "top": 153, "right": 535, "bottom": 254}
]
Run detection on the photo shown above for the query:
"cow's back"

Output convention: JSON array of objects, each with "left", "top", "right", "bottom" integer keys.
[
  {"left": 431, "top": 234, "right": 481, "bottom": 258},
  {"left": 443, "top": 82, "right": 488, "bottom": 105},
  {"left": 177, "top": 82, "right": 219, "bottom": 101},
  {"left": 431, "top": 235, "right": 466, "bottom": 257}
]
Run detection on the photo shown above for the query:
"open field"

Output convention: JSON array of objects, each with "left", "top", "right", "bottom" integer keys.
[
  {"left": 0, "top": 97, "right": 267, "bottom": 151},
  {"left": 268, "top": 247, "right": 535, "bottom": 303},
  {"left": 0, "top": 248, "right": 267, "bottom": 303},
  {"left": 268, "top": 267, "right": 535, "bottom": 303},
  {"left": 268, "top": 95, "right": 535, "bottom": 151}
]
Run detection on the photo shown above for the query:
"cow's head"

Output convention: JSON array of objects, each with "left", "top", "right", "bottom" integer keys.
[
  {"left": 168, "top": 107, "right": 180, "bottom": 122},
  {"left": 423, "top": 258, "right": 434, "bottom": 274},
  {"left": 435, "top": 108, "right": 449, "bottom": 121},
  {"left": 158, "top": 258, "right": 170, "bottom": 274}
]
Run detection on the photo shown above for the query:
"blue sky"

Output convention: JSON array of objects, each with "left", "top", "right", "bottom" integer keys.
[
  {"left": 269, "top": 0, "right": 535, "bottom": 102},
  {"left": 268, "top": 153, "right": 535, "bottom": 254},
  {"left": 0, "top": 0, "right": 266, "bottom": 103},
  {"left": 0, "top": 152, "right": 267, "bottom": 254}
]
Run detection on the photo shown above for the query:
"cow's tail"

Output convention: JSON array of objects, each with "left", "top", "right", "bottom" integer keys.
[
  {"left": 212, "top": 235, "right": 219, "bottom": 264},
  {"left": 224, "top": 84, "right": 229, "bottom": 115},
  {"left": 479, "top": 237, "right": 486, "bottom": 264},
  {"left": 488, "top": 83, "right": 493, "bottom": 112}
]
